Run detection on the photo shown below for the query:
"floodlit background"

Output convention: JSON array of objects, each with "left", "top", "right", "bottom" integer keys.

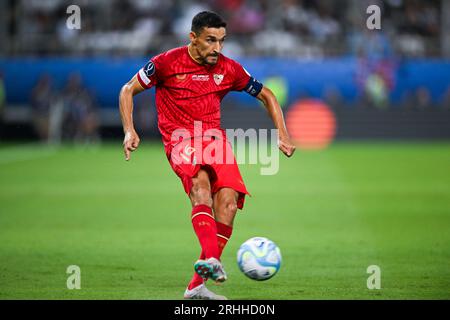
[{"left": 0, "top": 0, "right": 449, "bottom": 299}]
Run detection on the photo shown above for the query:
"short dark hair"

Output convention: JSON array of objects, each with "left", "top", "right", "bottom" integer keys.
[{"left": 191, "top": 11, "right": 227, "bottom": 35}]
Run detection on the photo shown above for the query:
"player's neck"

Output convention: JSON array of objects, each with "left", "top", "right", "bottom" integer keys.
[{"left": 187, "top": 44, "right": 206, "bottom": 65}]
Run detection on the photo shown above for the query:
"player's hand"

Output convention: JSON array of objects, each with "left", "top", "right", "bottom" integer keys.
[
  {"left": 278, "top": 135, "right": 296, "bottom": 158},
  {"left": 123, "top": 130, "right": 140, "bottom": 161}
]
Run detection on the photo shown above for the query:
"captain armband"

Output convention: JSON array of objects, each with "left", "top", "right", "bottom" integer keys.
[{"left": 244, "top": 77, "right": 263, "bottom": 97}]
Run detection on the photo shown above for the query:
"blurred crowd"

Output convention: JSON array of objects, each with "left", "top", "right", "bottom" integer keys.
[
  {"left": 0, "top": 0, "right": 447, "bottom": 143},
  {"left": 2, "top": 0, "right": 443, "bottom": 57},
  {"left": 30, "top": 73, "right": 100, "bottom": 144},
  {"left": 321, "top": 82, "right": 450, "bottom": 112}
]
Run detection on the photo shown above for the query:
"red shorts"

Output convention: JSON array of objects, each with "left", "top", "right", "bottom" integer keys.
[{"left": 166, "top": 136, "right": 250, "bottom": 209}]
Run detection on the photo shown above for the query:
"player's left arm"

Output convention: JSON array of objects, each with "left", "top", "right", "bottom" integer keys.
[
  {"left": 233, "top": 61, "right": 295, "bottom": 158},
  {"left": 256, "top": 86, "right": 296, "bottom": 157}
]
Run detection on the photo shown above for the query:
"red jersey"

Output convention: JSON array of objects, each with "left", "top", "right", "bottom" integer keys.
[{"left": 136, "top": 46, "right": 253, "bottom": 148}]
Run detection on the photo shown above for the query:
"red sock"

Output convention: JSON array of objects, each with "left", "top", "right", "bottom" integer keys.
[
  {"left": 191, "top": 205, "right": 219, "bottom": 260},
  {"left": 216, "top": 221, "right": 233, "bottom": 257},
  {"left": 188, "top": 221, "right": 233, "bottom": 290}
]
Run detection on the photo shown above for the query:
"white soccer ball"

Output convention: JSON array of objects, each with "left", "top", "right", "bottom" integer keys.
[{"left": 237, "top": 237, "right": 282, "bottom": 281}]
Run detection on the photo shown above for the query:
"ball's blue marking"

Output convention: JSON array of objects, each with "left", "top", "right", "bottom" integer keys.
[{"left": 237, "top": 239, "right": 281, "bottom": 280}]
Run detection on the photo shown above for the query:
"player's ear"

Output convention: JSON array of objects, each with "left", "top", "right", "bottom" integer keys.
[{"left": 189, "top": 31, "right": 197, "bottom": 44}]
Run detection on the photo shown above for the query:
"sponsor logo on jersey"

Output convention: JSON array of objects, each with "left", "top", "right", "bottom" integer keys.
[
  {"left": 192, "top": 74, "right": 209, "bottom": 81},
  {"left": 213, "top": 74, "right": 224, "bottom": 85}
]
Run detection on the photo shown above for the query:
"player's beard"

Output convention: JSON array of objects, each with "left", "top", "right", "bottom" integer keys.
[{"left": 205, "top": 54, "right": 219, "bottom": 65}]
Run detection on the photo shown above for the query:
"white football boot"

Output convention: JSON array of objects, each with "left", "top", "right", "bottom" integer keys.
[{"left": 183, "top": 283, "right": 228, "bottom": 300}]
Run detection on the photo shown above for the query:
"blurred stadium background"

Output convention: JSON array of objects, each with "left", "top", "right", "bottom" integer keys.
[
  {"left": 0, "top": 0, "right": 449, "bottom": 142},
  {"left": 0, "top": 0, "right": 449, "bottom": 300}
]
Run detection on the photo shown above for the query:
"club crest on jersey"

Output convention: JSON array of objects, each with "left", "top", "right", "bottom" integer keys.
[
  {"left": 143, "top": 61, "right": 155, "bottom": 77},
  {"left": 213, "top": 74, "right": 224, "bottom": 85}
]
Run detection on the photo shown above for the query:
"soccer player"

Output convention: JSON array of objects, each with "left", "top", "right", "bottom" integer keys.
[{"left": 119, "top": 11, "right": 296, "bottom": 300}]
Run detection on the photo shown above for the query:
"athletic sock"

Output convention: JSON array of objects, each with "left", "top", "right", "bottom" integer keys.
[
  {"left": 191, "top": 204, "right": 219, "bottom": 260},
  {"left": 216, "top": 221, "right": 233, "bottom": 257}
]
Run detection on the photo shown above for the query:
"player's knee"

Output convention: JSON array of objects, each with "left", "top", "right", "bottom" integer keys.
[
  {"left": 225, "top": 201, "right": 238, "bottom": 215},
  {"left": 215, "top": 200, "right": 237, "bottom": 225},
  {"left": 218, "top": 199, "right": 237, "bottom": 218},
  {"left": 191, "top": 187, "right": 213, "bottom": 207}
]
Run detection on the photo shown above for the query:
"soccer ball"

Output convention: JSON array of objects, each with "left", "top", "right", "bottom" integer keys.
[{"left": 237, "top": 237, "right": 282, "bottom": 281}]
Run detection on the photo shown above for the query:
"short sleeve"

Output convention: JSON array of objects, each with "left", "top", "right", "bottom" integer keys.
[
  {"left": 136, "top": 57, "right": 162, "bottom": 89},
  {"left": 232, "top": 61, "right": 252, "bottom": 92}
]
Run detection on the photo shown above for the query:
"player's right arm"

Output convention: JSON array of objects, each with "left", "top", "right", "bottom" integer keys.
[
  {"left": 119, "top": 58, "right": 161, "bottom": 161},
  {"left": 119, "top": 75, "right": 145, "bottom": 161}
]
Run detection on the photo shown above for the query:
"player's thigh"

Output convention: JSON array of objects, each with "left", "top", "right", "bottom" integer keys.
[
  {"left": 190, "top": 169, "right": 213, "bottom": 207},
  {"left": 213, "top": 187, "right": 239, "bottom": 225}
]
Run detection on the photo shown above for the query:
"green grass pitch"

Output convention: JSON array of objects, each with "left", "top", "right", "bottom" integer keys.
[{"left": 0, "top": 141, "right": 449, "bottom": 299}]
